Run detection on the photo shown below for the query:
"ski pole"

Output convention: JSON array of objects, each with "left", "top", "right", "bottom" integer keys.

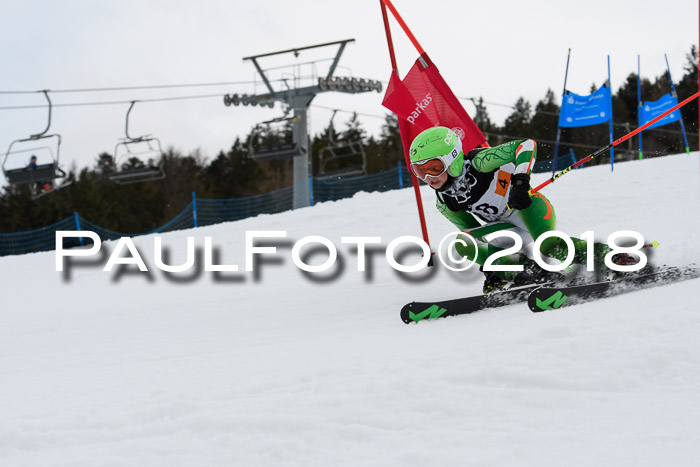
[{"left": 530, "top": 90, "right": 700, "bottom": 195}]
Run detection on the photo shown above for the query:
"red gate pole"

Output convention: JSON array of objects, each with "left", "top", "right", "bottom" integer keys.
[
  {"left": 381, "top": 0, "right": 426, "bottom": 56},
  {"left": 380, "top": 0, "right": 433, "bottom": 259}
]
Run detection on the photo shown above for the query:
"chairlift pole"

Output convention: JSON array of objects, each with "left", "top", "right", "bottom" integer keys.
[
  {"left": 329, "top": 109, "right": 338, "bottom": 143},
  {"left": 291, "top": 99, "right": 312, "bottom": 209},
  {"left": 226, "top": 38, "right": 382, "bottom": 210},
  {"left": 30, "top": 90, "right": 53, "bottom": 139},
  {"left": 125, "top": 101, "right": 139, "bottom": 141}
]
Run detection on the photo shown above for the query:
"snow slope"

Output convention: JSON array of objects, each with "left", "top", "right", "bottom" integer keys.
[{"left": 1, "top": 154, "right": 700, "bottom": 467}]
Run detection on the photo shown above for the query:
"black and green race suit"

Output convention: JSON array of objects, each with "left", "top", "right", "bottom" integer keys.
[{"left": 435, "top": 139, "right": 600, "bottom": 280}]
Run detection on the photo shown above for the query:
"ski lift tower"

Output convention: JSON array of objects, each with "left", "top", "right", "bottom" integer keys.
[{"left": 224, "top": 39, "right": 382, "bottom": 209}]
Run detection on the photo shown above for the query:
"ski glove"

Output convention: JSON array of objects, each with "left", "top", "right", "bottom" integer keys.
[{"left": 508, "top": 173, "right": 532, "bottom": 210}]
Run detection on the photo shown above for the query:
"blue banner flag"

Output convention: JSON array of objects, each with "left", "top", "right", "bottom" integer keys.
[
  {"left": 638, "top": 93, "right": 681, "bottom": 130},
  {"left": 558, "top": 85, "right": 612, "bottom": 127}
]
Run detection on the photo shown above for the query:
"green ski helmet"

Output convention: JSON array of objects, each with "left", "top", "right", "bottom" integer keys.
[{"left": 409, "top": 126, "right": 464, "bottom": 178}]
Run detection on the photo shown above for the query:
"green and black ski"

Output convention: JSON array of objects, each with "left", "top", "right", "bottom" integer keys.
[
  {"left": 400, "top": 284, "right": 541, "bottom": 324},
  {"left": 401, "top": 265, "right": 700, "bottom": 323},
  {"left": 527, "top": 266, "right": 700, "bottom": 313}
]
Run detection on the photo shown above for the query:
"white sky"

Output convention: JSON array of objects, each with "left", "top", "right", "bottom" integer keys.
[{"left": 0, "top": 0, "right": 697, "bottom": 174}]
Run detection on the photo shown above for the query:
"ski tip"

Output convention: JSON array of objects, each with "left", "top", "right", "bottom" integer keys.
[{"left": 400, "top": 303, "right": 414, "bottom": 324}]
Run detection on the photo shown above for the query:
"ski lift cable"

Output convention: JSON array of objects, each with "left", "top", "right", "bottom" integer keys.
[
  {"left": 457, "top": 96, "right": 515, "bottom": 108},
  {"left": 311, "top": 104, "right": 387, "bottom": 120},
  {"left": 0, "top": 92, "right": 226, "bottom": 110},
  {"left": 0, "top": 79, "right": 289, "bottom": 95},
  {"left": 0, "top": 84, "right": 389, "bottom": 111}
]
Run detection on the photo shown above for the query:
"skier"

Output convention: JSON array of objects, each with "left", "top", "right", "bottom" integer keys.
[
  {"left": 409, "top": 126, "right": 633, "bottom": 293},
  {"left": 27, "top": 155, "right": 52, "bottom": 195}
]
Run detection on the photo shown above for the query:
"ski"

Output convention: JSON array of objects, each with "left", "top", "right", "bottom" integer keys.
[
  {"left": 400, "top": 284, "right": 541, "bottom": 324},
  {"left": 527, "top": 265, "right": 700, "bottom": 313}
]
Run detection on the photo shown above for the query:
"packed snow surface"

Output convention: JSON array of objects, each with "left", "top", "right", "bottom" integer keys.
[{"left": 2, "top": 154, "right": 700, "bottom": 466}]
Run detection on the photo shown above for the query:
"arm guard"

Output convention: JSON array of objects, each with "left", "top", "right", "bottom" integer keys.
[{"left": 472, "top": 139, "right": 537, "bottom": 176}]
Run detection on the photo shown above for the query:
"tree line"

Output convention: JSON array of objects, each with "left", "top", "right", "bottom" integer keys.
[{"left": 0, "top": 47, "right": 696, "bottom": 234}]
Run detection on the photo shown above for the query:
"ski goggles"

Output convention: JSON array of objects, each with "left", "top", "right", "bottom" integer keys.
[
  {"left": 410, "top": 156, "right": 450, "bottom": 180},
  {"left": 410, "top": 136, "right": 463, "bottom": 180}
]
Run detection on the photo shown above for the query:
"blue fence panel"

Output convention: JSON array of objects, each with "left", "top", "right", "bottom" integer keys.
[
  {"left": 77, "top": 203, "right": 195, "bottom": 241},
  {"left": 196, "top": 185, "right": 295, "bottom": 227},
  {"left": 312, "top": 167, "right": 404, "bottom": 203},
  {"left": 0, "top": 216, "right": 78, "bottom": 256},
  {"left": 400, "top": 165, "right": 415, "bottom": 188},
  {"left": 0, "top": 166, "right": 415, "bottom": 257}
]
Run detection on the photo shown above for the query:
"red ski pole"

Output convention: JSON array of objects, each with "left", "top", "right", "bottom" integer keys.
[{"left": 531, "top": 90, "right": 700, "bottom": 194}]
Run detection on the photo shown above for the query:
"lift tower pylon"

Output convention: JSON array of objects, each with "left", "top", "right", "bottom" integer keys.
[{"left": 224, "top": 39, "right": 382, "bottom": 209}]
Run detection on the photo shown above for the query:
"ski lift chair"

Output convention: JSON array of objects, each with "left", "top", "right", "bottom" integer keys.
[
  {"left": 108, "top": 101, "right": 165, "bottom": 185},
  {"left": 247, "top": 115, "right": 305, "bottom": 162},
  {"left": 3, "top": 142, "right": 66, "bottom": 185},
  {"left": 110, "top": 136, "right": 165, "bottom": 184},
  {"left": 317, "top": 110, "right": 367, "bottom": 177},
  {"left": 249, "top": 141, "right": 306, "bottom": 161},
  {"left": 2, "top": 91, "right": 71, "bottom": 199},
  {"left": 318, "top": 140, "right": 367, "bottom": 177}
]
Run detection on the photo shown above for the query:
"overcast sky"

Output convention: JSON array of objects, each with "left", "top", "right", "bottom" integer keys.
[{"left": 0, "top": 0, "right": 696, "bottom": 175}]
